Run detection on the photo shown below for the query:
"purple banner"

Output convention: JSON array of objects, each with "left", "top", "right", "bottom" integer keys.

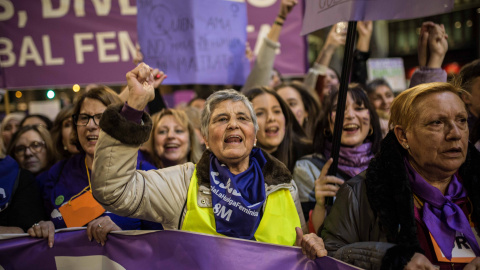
[
  {"left": 137, "top": 0, "right": 250, "bottom": 85},
  {"left": 0, "top": 0, "right": 306, "bottom": 89},
  {"left": 246, "top": 0, "right": 307, "bottom": 76},
  {"left": 0, "top": 0, "right": 138, "bottom": 89},
  {"left": 0, "top": 229, "right": 359, "bottom": 269},
  {"left": 302, "top": 0, "right": 454, "bottom": 35}
]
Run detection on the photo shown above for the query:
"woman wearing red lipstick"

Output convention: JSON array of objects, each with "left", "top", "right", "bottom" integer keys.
[
  {"left": 293, "top": 84, "right": 382, "bottom": 232},
  {"left": 148, "top": 109, "right": 202, "bottom": 168},
  {"left": 246, "top": 87, "right": 312, "bottom": 173}
]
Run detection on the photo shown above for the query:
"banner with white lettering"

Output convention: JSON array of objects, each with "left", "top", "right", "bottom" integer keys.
[
  {"left": 301, "top": 0, "right": 454, "bottom": 35},
  {"left": 0, "top": 0, "right": 306, "bottom": 89},
  {"left": 0, "top": 0, "right": 138, "bottom": 89},
  {"left": 0, "top": 229, "right": 360, "bottom": 270},
  {"left": 137, "top": 0, "right": 249, "bottom": 85}
]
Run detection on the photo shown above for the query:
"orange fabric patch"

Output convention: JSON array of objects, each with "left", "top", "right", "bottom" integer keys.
[{"left": 59, "top": 191, "right": 105, "bottom": 228}]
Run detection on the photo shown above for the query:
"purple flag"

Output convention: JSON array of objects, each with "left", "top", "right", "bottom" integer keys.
[
  {"left": 0, "top": 229, "right": 360, "bottom": 269},
  {"left": 137, "top": 0, "right": 250, "bottom": 85},
  {"left": 302, "top": 0, "right": 455, "bottom": 35}
]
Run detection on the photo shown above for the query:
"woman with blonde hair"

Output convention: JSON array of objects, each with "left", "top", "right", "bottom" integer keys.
[
  {"left": 148, "top": 109, "right": 202, "bottom": 168},
  {"left": 7, "top": 125, "right": 57, "bottom": 177},
  {"left": 1, "top": 112, "right": 25, "bottom": 151}
]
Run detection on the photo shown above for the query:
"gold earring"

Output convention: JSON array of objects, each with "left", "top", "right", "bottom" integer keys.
[{"left": 402, "top": 143, "right": 410, "bottom": 149}]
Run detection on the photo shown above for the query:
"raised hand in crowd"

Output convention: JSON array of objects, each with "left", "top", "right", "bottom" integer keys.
[
  {"left": 311, "top": 158, "right": 344, "bottom": 233},
  {"left": 245, "top": 41, "right": 254, "bottom": 62},
  {"left": 267, "top": 0, "right": 298, "bottom": 42},
  {"left": 356, "top": 21, "right": 373, "bottom": 53},
  {"left": 86, "top": 216, "right": 121, "bottom": 246},
  {"left": 295, "top": 227, "right": 328, "bottom": 260},
  {"left": 418, "top": 21, "right": 448, "bottom": 68},
  {"left": 133, "top": 42, "right": 143, "bottom": 66},
  {"left": 464, "top": 257, "right": 480, "bottom": 270},
  {"left": 126, "top": 63, "right": 167, "bottom": 110},
  {"left": 314, "top": 22, "right": 347, "bottom": 67},
  {"left": 279, "top": 0, "right": 297, "bottom": 18},
  {"left": 27, "top": 220, "right": 55, "bottom": 248}
]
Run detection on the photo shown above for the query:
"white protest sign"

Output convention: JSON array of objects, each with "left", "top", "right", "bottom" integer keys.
[{"left": 367, "top": 58, "right": 407, "bottom": 92}]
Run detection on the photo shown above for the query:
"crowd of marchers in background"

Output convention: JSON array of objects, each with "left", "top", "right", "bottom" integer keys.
[{"left": 2, "top": 0, "right": 480, "bottom": 268}]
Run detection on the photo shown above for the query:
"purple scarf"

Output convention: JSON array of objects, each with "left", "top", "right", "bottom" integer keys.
[
  {"left": 405, "top": 159, "right": 480, "bottom": 259},
  {"left": 324, "top": 141, "right": 374, "bottom": 177},
  {"left": 209, "top": 148, "right": 266, "bottom": 240}
]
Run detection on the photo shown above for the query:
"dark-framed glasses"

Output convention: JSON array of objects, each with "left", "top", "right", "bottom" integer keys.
[
  {"left": 14, "top": 141, "right": 45, "bottom": 156},
  {"left": 73, "top": 113, "right": 103, "bottom": 126}
]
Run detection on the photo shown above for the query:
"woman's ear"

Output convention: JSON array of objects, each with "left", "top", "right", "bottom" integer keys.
[
  {"left": 203, "top": 137, "right": 209, "bottom": 149},
  {"left": 461, "top": 92, "right": 472, "bottom": 105},
  {"left": 394, "top": 125, "right": 409, "bottom": 150}
]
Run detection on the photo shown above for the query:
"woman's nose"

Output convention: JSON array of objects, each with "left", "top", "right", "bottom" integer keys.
[
  {"left": 24, "top": 147, "right": 34, "bottom": 156},
  {"left": 446, "top": 122, "right": 462, "bottom": 141},
  {"left": 344, "top": 107, "right": 354, "bottom": 119},
  {"left": 267, "top": 112, "right": 275, "bottom": 122},
  {"left": 228, "top": 119, "right": 239, "bottom": 129},
  {"left": 86, "top": 119, "right": 98, "bottom": 129}
]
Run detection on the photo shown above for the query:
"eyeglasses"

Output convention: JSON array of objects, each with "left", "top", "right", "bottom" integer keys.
[
  {"left": 73, "top": 113, "right": 103, "bottom": 126},
  {"left": 14, "top": 141, "right": 45, "bottom": 156}
]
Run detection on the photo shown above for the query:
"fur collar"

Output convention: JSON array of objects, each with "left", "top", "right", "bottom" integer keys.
[
  {"left": 195, "top": 148, "right": 292, "bottom": 187},
  {"left": 100, "top": 104, "right": 152, "bottom": 145},
  {"left": 366, "top": 131, "right": 480, "bottom": 247}
]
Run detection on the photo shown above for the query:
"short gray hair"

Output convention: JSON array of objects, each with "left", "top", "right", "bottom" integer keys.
[{"left": 201, "top": 89, "right": 258, "bottom": 138}]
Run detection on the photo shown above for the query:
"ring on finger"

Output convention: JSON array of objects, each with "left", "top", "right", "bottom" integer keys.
[
  {"left": 98, "top": 224, "right": 102, "bottom": 228},
  {"left": 32, "top": 223, "right": 39, "bottom": 228}
]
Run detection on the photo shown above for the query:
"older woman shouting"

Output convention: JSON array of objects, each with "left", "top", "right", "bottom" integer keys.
[
  {"left": 321, "top": 82, "right": 480, "bottom": 269},
  {"left": 91, "top": 63, "right": 326, "bottom": 258}
]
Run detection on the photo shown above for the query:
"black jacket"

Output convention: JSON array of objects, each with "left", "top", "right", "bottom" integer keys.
[{"left": 321, "top": 131, "right": 480, "bottom": 269}]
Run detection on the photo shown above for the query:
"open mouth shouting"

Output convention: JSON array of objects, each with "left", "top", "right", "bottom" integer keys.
[
  {"left": 224, "top": 135, "right": 243, "bottom": 144},
  {"left": 343, "top": 124, "right": 360, "bottom": 134},
  {"left": 164, "top": 143, "right": 181, "bottom": 152},
  {"left": 265, "top": 126, "right": 279, "bottom": 137},
  {"left": 87, "top": 135, "right": 98, "bottom": 142}
]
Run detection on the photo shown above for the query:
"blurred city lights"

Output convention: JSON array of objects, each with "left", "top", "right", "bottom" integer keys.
[{"left": 47, "top": 90, "right": 55, "bottom": 99}]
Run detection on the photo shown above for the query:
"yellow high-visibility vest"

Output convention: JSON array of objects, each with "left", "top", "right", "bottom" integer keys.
[{"left": 182, "top": 168, "right": 300, "bottom": 246}]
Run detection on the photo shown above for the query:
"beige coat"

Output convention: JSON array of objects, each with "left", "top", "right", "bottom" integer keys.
[{"left": 91, "top": 105, "right": 306, "bottom": 232}]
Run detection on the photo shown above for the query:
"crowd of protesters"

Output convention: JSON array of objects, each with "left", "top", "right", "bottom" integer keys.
[{"left": 1, "top": 0, "right": 480, "bottom": 268}]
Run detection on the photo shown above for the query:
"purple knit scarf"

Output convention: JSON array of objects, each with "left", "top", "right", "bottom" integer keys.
[
  {"left": 405, "top": 159, "right": 480, "bottom": 259},
  {"left": 324, "top": 141, "right": 374, "bottom": 177}
]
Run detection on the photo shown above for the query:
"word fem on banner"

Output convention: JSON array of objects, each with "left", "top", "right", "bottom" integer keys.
[
  {"left": 0, "top": 0, "right": 138, "bottom": 88},
  {"left": 136, "top": 0, "right": 250, "bottom": 85}
]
